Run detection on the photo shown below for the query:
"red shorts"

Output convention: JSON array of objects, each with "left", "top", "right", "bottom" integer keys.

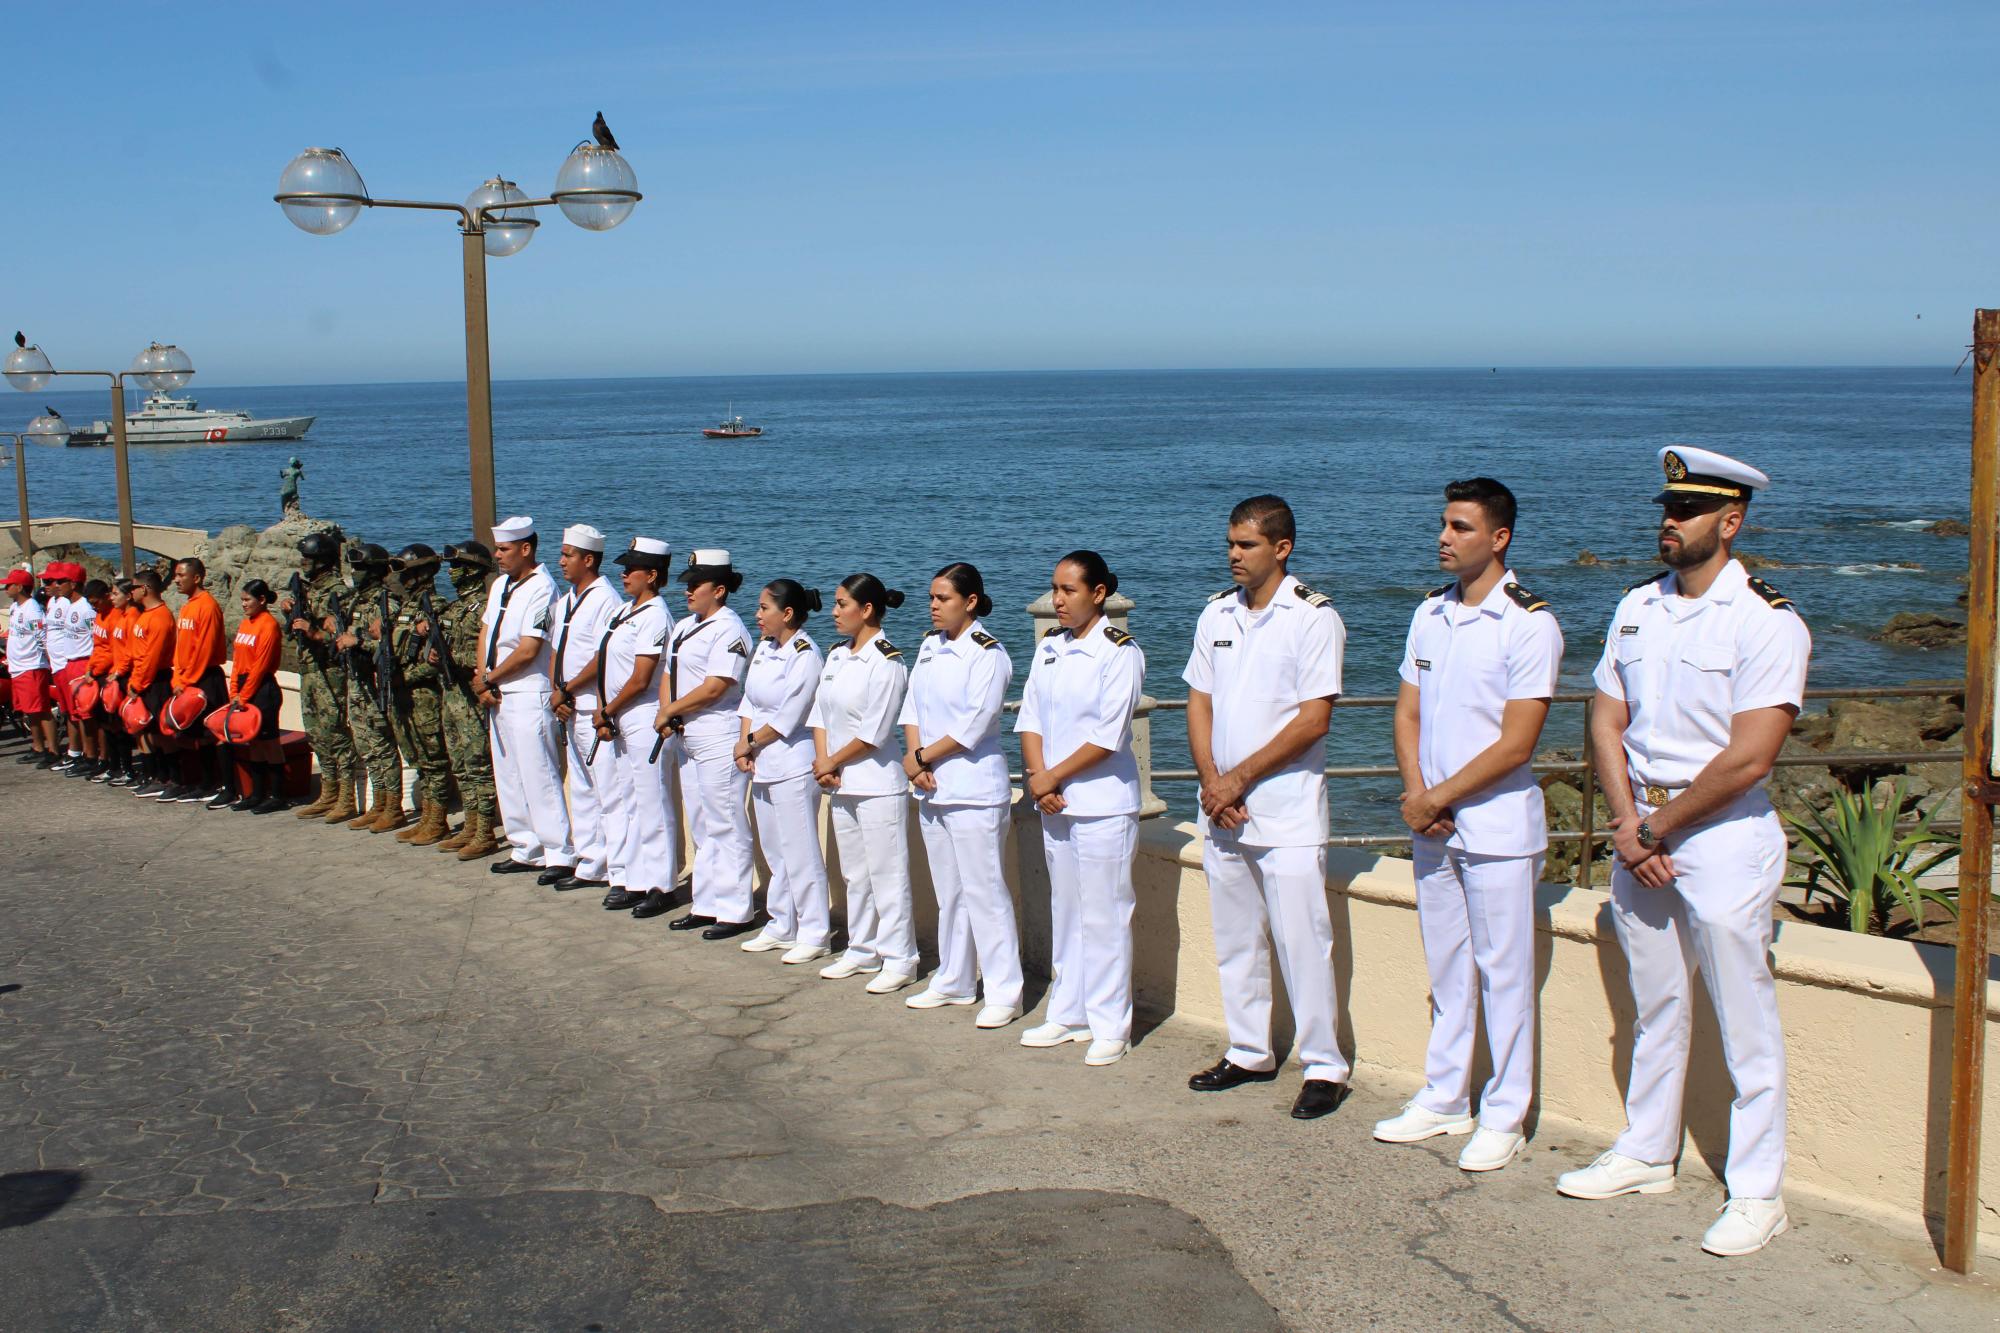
[
  {"left": 10, "top": 667, "right": 50, "bottom": 714},
  {"left": 54, "top": 660, "right": 87, "bottom": 712}
]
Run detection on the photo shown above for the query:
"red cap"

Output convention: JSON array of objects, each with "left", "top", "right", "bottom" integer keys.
[{"left": 2, "top": 568, "right": 30, "bottom": 588}]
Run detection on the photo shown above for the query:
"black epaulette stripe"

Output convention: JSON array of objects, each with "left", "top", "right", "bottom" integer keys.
[
  {"left": 970, "top": 630, "right": 1001, "bottom": 649},
  {"left": 1627, "top": 571, "right": 1668, "bottom": 592},
  {"left": 1747, "top": 577, "right": 1795, "bottom": 611},
  {"left": 793, "top": 637, "right": 811, "bottom": 652},
  {"left": 1291, "top": 582, "right": 1332, "bottom": 607},
  {"left": 1429, "top": 581, "right": 1455, "bottom": 599},
  {"left": 875, "top": 638, "right": 900, "bottom": 659},
  {"left": 1503, "top": 582, "right": 1551, "bottom": 614},
  {"left": 1042, "top": 625, "right": 1064, "bottom": 638},
  {"left": 1208, "top": 587, "right": 1235, "bottom": 602},
  {"left": 1104, "top": 625, "right": 1135, "bottom": 647}
]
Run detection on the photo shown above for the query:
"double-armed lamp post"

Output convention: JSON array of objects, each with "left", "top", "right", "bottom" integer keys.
[
  {"left": 1, "top": 340, "right": 193, "bottom": 575},
  {"left": 6, "top": 410, "right": 72, "bottom": 559},
  {"left": 273, "top": 140, "right": 640, "bottom": 541}
]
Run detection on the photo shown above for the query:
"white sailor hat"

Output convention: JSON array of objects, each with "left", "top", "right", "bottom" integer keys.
[
  {"left": 491, "top": 515, "right": 536, "bottom": 542},
  {"left": 561, "top": 523, "right": 606, "bottom": 553},
  {"left": 1654, "top": 446, "right": 1770, "bottom": 505},
  {"left": 613, "top": 536, "right": 671, "bottom": 571}
]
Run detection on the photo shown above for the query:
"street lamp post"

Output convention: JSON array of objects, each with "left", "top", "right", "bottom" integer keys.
[
  {"left": 5, "top": 412, "right": 72, "bottom": 561},
  {"left": 274, "top": 142, "right": 640, "bottom": 541},
  {"left": 3, "top": 340, "right": 191, "bottom": 576}
]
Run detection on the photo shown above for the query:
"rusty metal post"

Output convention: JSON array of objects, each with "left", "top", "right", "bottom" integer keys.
[
  {"left": 11, "top": 434, "right": 30, "bottom": 561},
  {"left": 461, "top": 229, "right": 497, "bottom": 544},
  {"left": 1576, "top": 693, "right": 1597, "bottom": 889},
  {"left": 109, "top": 378, "right": 137, "bottom": 576},
  {"left": 1946, "top": 307, "right": 1999, "bottom": 1272}
]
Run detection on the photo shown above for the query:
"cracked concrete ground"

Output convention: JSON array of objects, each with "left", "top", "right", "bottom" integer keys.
[{"left": 1, "top": 754, "right": 1995, "bottom": 1330}]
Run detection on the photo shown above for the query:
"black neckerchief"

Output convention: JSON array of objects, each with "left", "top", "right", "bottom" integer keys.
[
  {"left": 552, "top": 579, "right": 605, "bottom": 688},
  {"left": 669, "top": 613, "right": 721, "bottom": 703},
  {"left": 483, "top": 573, "right": 521, "bottom": 670}
]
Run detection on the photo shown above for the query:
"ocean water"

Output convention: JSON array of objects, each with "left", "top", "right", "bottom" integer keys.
[{"left": 9, "top": 368, "right": 1972, "bottom": 824}]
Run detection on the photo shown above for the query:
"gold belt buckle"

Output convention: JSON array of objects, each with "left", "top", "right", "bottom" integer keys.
[{"left": 1644, "top": 784, "right": 1670, "bottom": 805}]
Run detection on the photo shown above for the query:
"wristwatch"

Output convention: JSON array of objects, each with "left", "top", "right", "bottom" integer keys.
[
  {"left": 915, "top": 747, "right": 933, "bottom": 773},
  {"left": 1636, "top": 820, "right": 1659, "bottom": 850}
]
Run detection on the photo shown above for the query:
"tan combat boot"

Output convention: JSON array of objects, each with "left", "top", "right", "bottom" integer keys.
[
  {"left": 435, "top": 814, "right": 471, "bottom": 852},
  {"left": 457, "top": 811, "right": 504, "bottom": 860},
  {"left": 321, "top": 777, "right": 360, "bottom": 824},
  {"left": 368, "top": 789, "right": 408, "bottom": 834},
  {"left": 406, "top": 803, "right": 450, "bottom": 847},
  {"left": 395, "top": 797, "right": 432, "bottom": 842},
  {"left": 345, "top": 784, "right": 384, "bottom": 830},
  {"left": 295, "top": 773, "right": 337, "bottom": 819}
]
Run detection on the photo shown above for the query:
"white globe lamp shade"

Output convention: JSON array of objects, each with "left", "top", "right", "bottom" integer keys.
[
  {"left": 466, "top": 177, "right": 538, "bottom": 257},
  {"left": 278, "top": 147, "right": 368, "bottom": 236},
  {"left": 24, "top": 413, "right": 68, "bottom": 448},
  {"left": 552, "top": 144, "right": 640, "bottom": 231},
  {"left": 3, "top": 344, "right": 55, "bottom": 393},
  {"left": 131, "top": 343, "right": 194, "bottom": 392}
]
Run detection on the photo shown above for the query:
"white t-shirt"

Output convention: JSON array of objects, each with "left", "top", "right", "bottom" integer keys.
[
  {"left": 1182, "top": 575, "right": 1344, "bottom": 848},
  {"left": 808, "top": 633, "right": 910, "bottom": 797},
  {"left": 596, "top": 596, "right": 669, "bottom": 723},
  {"left": 550, "top": 577, "right": 621, "bottom": 710},
  {"left": 664, "top": 605, "right": 752, "bottom": 745},
  {"left": 897, "top": 619, "right": 1013, "bottom": 807},
  {"left": 738, "top": 632, "right": 824, "bottom": 785},
  {"left": 1016, "top": 618, "right": 1146, "bottom": 818},
  {"left": 1400, "top": 571, "right": 1564, "bottom": 857},
  {"left": 47, "top": 594, "right": 95, "bottom": 669},
  {"left": 7, "top": 598, "right": 49, "bottom": 673},
  {"left": 479, "top": 564, "right": 556, "bottom": 695}
]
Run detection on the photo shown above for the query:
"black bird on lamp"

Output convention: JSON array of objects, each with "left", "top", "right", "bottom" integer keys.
[
  {"left": 45, "top": 407, "right": 61, "bottom": 419},
  {"left": 592, "top": 112, "right": 619, "bottom": 152},
  {"left": 13, "top": 331, "right": 24, "bottom": 349}
]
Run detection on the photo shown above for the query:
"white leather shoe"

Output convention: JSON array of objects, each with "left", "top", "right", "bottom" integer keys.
[
  {"left": 780, "top": 944, "right": 831, "bottom": 965},
  {"left": 1372, "top": 1100, "right": 1475, "bottom": 1143},
  {"left": 905, "top": 987, "right": 977, "bottom": 1009},
  {"left": 819, "top": 957, "right": 881, "bottom": 980},
  {"left": 975, "top": 1004, "right": 1023, "bottom": 1029},
  {"left": 739, "top": 931, "right": 794, "bottom": 954},
  {"left": 866, "top": 972, "right": 917, "bottom": 995},
  {"left": 1019, "top": 1021, "right": 1090, "bottom": 1048},
  {"left": 1701, "top": 1197, "right": 1789, "bottom": 1256},
  {"left": 1457, "top": 1127, "right": 1526, "bottom": 1173},
  {"left": 1084, "top": 1039, "right": 1128, "bottom": 1066},
  {"left": 1556, "top": 1151, "right": 1676, "bottom": 1199}
]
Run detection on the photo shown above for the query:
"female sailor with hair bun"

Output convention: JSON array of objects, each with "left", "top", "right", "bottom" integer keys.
[
  {"left": 736, "top": 579, "right": 831, "bottom": 963},
  {"left": 809, "top": 573, "right": 917, "bottom": 993},
  {"left": 898, "top": 560, "right": 1024, "bottom": 1030}
]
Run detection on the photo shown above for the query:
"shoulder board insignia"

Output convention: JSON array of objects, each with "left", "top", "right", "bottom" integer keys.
[
  {"left": 1208, "top": 586, "right": 1235, "bottom": 602},
  {"left": 1428, "top": 581, "right": 1455, "bottom": 599},
  {"left": 1103, "top": 625, "right": 1135, "bottom": 647},
  {"left": 793, "top": 636, "right": 811, "bottom": 653},
  {"left": 1627, "top": 571, "right": 1668, "bottom": 592},
  {"left": 1292, "top": 582, "right": 1333, "bottom": 608},
  {"left": 970, "top": 630, "right": 1001, "bottom": 650},
  {"left": 1042, "top": 625, "right": 1064, "bottom": 638},
  {"left": 1747, "top": 577, "right": 1795, "bottom": 611},
  {"left": 875, "top": 638, "right": 902, "bottom": 660},
  {"left": 728, "top": 639, "right": 750, "bottom": 658},
  {"left": 1503, "top": 582, "right": 1551, "bottom": 614}
]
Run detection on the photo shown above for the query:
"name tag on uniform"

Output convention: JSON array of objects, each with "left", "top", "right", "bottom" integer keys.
[
  {"left": 1414, "top": 658, "right": 1431, "bottom": 670},
  {"left": 1212, "top": 639, "right": 1234, "bottom": 649},
  {"left": 1619, "top": 625, "right": 1639, "bottom": 635}
]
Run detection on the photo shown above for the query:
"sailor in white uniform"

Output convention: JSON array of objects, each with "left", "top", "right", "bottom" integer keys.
[
  {"left": 809, "top": 573, "right": 918, "bottom": 993},
  {"left": 899, "top": 561, "right": 1024, "bottom": 1030},
  {"left": 1557, "top": 446, "right": 1811, "bottom": 1260},
  {"left": 595, "top": 538, "right": 678, "bottom": 918},
  {"left": 475, "top": 516, "right": 574, "bottom": 875},
  {"left": 548, "top": 523, "right": 621, "bottom": 890},
  {"left": 654, "top": 549, "right": 758, "bottom": 940},
  {"left": 1182, "top": 494, "right": 1351, "bottom": 1120},
  {"left": 737, "top": 579, "right": 832, "bottom": 963},
  {"left": 1375, "top": 478, "right": 1562, "bottom": 1172},
  {"left": 1015, "top": 550, "right": 1146, "bottom": 1068}
]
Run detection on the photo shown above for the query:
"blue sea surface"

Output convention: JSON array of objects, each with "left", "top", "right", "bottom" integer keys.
[{"left": 9, "top": 368, "right": 1971, "bottom": 825}]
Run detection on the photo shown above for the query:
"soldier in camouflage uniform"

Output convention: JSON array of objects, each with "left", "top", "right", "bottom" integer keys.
[
  {"left": 386, "top": 544, "right": 454, "bottom": 846},
  {"left": 335, "top": 542, "right": 408, "bottom": 833},
  {"left": 434, "top": 541, "right": 503, "bottom": 859},
  {"left": 280, "top": 528, "right": 359, "bottom": 822}
]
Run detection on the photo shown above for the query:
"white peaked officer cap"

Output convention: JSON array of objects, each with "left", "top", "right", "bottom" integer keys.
[
  {"left": 1655, "top": 446, "right": 1770, "bottom": 504},
  {"left": 631, "top": 536, "right": 669, "bottom": 556},
  {"left": 562, "top": 523, "right": 606, "bottom": 553},
  {"left": 613, "top": 536, "right": 670, "bottom": 570},
  {"left": 491, "top": 515, "right": 536, "bottom": 542},
  {"left": 690, "top": 548, "right": 731, "bottom": 567}
]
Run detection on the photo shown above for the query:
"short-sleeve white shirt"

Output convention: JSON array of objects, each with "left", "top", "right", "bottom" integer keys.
[
  {"left": 1591, "top": 559, "right": 1812, "bottom": 790},
  {"left": 808, "top": 634, "right": 910, "bottom": 797},
  {"left": 596, "top": 596, "right": 669, "bottom": 724},
  {"left": 551, "top": 577, "right": 621, "bottom": 710},
  {"left": 897, "top": 619, "right": 1014, "bottom": 807},
  {"left": 47, "top": 594, "right": 95, "bottom": 668},
  {"left": 7, "top": 598, "right": 48, "bottom": 673},
  {"left": 1016, "top": 618, "right": 1146, "bottom": 817},
  {"left": 479, "top": 564, "right": 556, "bottom": 695},
  {"left": 1400, "top": 570, "right": 1564, "bottom": 857},
  {"left": 739, "top": 632, "right": 824, "bottom": 784},
  {"left": 1182, "top": 575, "right": 1344, "bottom": 847},
  {"left": 664, "top": 605, "right": 752, "bottom": 744}
]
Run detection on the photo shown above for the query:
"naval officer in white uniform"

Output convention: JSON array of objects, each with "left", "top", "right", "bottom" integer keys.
[
  {"left": 548, "top": 523, "right": 621, "bottom": 890},
  {"left": 1182, "top": 494, "right": 1351, "bottom": 1120},
  {"left": 1376, "top": 478, "right": 1562, "bottom": 1171},
  {"left": 737, "top": 579, "right": 832, "bottom": 964},
  {"left": 595, "top": 538, "right": 677, "bottom": 917},
  {"left": 475, "top": 516, "right": 574, "bottom": 875},
  {"left": 1559, "top": 446, "right": 1810, "bottom": 1259}
]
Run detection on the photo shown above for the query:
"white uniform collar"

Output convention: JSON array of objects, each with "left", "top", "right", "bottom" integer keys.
[
  {"left": 1661, "top": 558, "right": 1746, "bottom": 617},
  {"left": 934, "top": 618, "right": 987, "bottom": 654},
  {"left": 1436, "top": 570, "right": 1516, "bottom": 619},
  {"left": 1052, "top": 615, "right": 1112, "bottom": 656}
]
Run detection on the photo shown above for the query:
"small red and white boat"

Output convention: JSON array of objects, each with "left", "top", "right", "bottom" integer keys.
[{"left": 701, "top": 406, "right": 763, "bottom": 439}]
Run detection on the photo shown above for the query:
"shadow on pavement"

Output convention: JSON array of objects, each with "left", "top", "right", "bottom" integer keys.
[{"left": 0, "top": 1170, "right": 86, "bottom": 1230}]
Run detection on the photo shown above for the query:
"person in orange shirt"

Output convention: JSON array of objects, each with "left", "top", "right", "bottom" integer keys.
[
  {"left": 102, "top": 580, "right": 143, "bottom": 787},
  {"left": 207, "top": 578, "right": 290, "bottom": 813},
  {"left": 160, "top": 557, "right": 229, "bottom": 805},
  {"left": 126, "top": 570, "right": 177, "bottom": 797}
]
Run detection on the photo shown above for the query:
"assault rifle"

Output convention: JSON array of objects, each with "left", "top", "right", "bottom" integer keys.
[
  {"left": 418, "top": 590, "right": 476, "bottom": 705},
  {"left": 374, "top": 583, "right": 395, "bottom": 714}
]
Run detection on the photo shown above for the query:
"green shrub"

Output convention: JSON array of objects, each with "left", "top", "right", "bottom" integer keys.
[{"left": 1784, "top": 779, "right": 1960, "bottom": 935}]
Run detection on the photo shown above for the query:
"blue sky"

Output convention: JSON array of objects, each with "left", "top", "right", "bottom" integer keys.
[{"left": 7, "top": 2, "right": 1993, "bottom": 385}]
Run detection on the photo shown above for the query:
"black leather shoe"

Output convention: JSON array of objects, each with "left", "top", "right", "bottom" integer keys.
[
  {"left": 701, "top": 919, "right": 758, "bottom": 942},
  {"left": 667, "top": 912, "right": 716, "bottom": 932},
  {"left": 555, "top": 875, "right": 607, "bottom": 893},
  {"left": 535, "top": 865, "right": 575, "bottom": 887},
  {"left": 490, "top": 859, "right": 542, "bottom": 875},
  {"left": 1187, "top": 1058, "right": 1279, "bottom": 1093},
  {"left": 602, "top": 889, "right": 643, "bottom": 910},
  {"left": 1291, "top": 1080, "right": 1349, "bottom": 1120},
  {"left": 631, "top": 889, "right": 673, "bottom": 919}
]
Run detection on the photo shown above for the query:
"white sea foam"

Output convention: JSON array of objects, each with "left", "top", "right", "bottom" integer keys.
[
  {"left": 1833, "top": 562, "right": 1922, "bottom": 575},
  {"left": 1865, "top": 519, "right": 1936, "bottom": 530}
]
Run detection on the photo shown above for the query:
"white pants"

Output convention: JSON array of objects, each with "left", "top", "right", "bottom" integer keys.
[
  {"left": 1040, "top": 811, "right": 1139, "bottom": 1043},
  {"left": 830, "top": 792, "right": 918, "bottom": 976},
  {"left": 916, "top": 801, "right": 1023, "bottom": 1009},
  {"left": 676, "top": 739, "right": 755, "bottom": 924},
  {"left": 607, "top": 713, "right": 678, "bottom": 893},
  {"left": 490, "top": 690, "right": 572, "bottom": 868},
  {"left": 1202, "top": 837, "right": 1348, "bottom": 1083},
  {"left": 1610, "top": 796, "right": 1789, "bottom": 1199},
  {"left": 752, "top": 774, "right": 830, "bottom": 947},
  {"left": 1412, "top": 842, "right": 1540, "bottom": 1132},
  {"left": 564, "top": 706, "right": 614, "bottom": 880}
]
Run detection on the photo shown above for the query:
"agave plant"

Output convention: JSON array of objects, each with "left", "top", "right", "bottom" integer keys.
[{"left": 1784, "top": 779, "right": 1961, "bottom": 935}]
